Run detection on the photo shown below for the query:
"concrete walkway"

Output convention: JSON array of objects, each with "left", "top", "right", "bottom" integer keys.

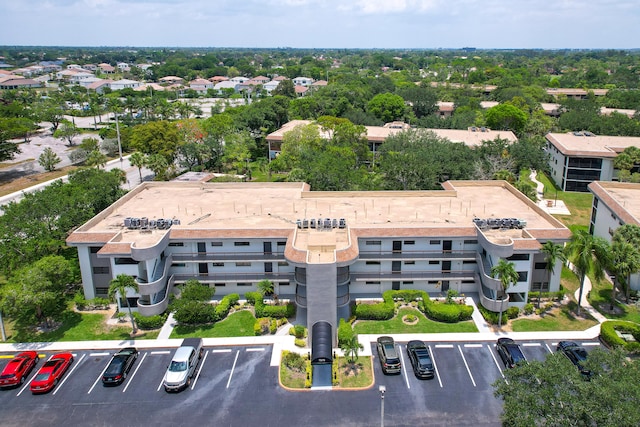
[
  {"left": 569, "top": 262, "right": 609, "bottom": 324},
  {"left": 529, "top": 169, "right": 571, "bottom": 215}
]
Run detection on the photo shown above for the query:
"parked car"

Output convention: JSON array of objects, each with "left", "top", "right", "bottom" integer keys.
[
  {"left": 376, "top": 336, "right": 401, "bottom": 375},
  {"left": 163, "top": 338, "right": 204, "bottom": 392},
  {"left": 102, "top": 347, "right": 138, "bottom": 386},
  {"left": 557, "top": 341, "right": 591, "bottom": 377},
  {"left": 30, "top": 353, "right": 74, "bottom": 394},
  {"left": 406, "top": 340, "right": 435, "bottom": 379},
  {"left": 496, "top": 338, "right": 527, "bottom": 369},
  {"left": 0, "top": 351, "right": 39, "bottom": 388}
]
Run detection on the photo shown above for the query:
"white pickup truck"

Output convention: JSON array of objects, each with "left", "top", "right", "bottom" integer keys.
[{"left": 163, "top": 338, "right": 204, "bottom": 392}]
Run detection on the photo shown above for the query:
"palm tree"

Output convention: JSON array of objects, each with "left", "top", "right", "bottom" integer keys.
[
  {"left": 491, "top": 259, "right": 519, "bottom": 327},
  {"left": 565, "top": 229, "right": 611, "bottom": 315},
  {"left": 340, "top": 335, "right": 364, "bottom": 364},
  {"left": 540, "top": 241, "right": 566, "bottom": 308},
  {"left": 108, "top": 274, "right": 139, "bottom": 334},
  {"left": 611, "top": 241, "right": 640, "bottom": 304},
  {"left": 129, "top": 151, "right": 146, "bottom": 182},
  {"left": 257, "top": 279, "right": 274, "bottom": 297},
  {"left": 612, "top": 224, "right": 640, "bottom": 302}
]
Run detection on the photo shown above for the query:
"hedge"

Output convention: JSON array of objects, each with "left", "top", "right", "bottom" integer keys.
[
  {"left": 215, "top": 293, "right": 239, "bottom": 320},
  {"left": 600, "top": 320, "right": 640, "bottom": 353},
  {"left": 477, "top": 303, "right": 508, "bottom": 325},
  {"left": 353, "top": 290, "right": 473, "bottom": 323},
  {"left": 245, "top": 292, "right": 296, "bottom": 319},
  {"left": 132, "top": 312, "right": 167, "bottom": 330},
  {"left": 337, "top": 318, "right": 355, "bottom": 346}
]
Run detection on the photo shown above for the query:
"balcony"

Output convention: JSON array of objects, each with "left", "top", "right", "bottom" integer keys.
[
  {"left": 172, "top": 251, "right": 285, "bottom": 263},
  {"left": 136, "top": 254, "right": 172, "bottom": 295},
  {"left": 358, "top": 250, "right": 476, "bottom": 261},
  {"left": 350, "top": 270, "right": 475, "bottom": 282},
  {"left": 172, "top": 271, "right": 294, "bottom": 284},
  {"left": 137, "top": 275, "right": 176, "bottom": 316},
  {"left": 476, "top": 253, "right": 504, "bottom": 292}
]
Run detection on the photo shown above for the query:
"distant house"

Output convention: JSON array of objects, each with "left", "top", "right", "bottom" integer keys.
[
  {"left": 293, "top": 76, "right": 314, "bottom": 87},
  {"left": 189, "top": 78, "right": 214, "bottom": 94},
  {"left": 229, "top": 76, "right": 249, "bottom": 84},
  {"left": 109, "top": 79, "right": 142, "bottom": 91},
  {"left": 264, "top": 80, "right": 281, "bottom": 94},
  {"left": 546, "top": 88, "right": 608, "bottom": 100},
  {"left": 294, "top": 85, "right": 308, "bottom": 97},
  {"left": 159, "top": 76, "right": 184, "bottom": 85},
  {"left": 436, "top": 101, "right": 455, "bottom": 118},
  {"left": 98, "top": 63, "right": 116, "bottom": 74},
  {"left": 209, "top": 76, "right": 228, "bottom": 84},
  {"left": 250, "top": 75, "right": 270, "bottom": 85},
  {"left": 0, "top": 76, "right": 42, "bottom": 89},
  {"left": 117, "top": 62, "right": 130, "bottom": 72},
  {"left": 213, "top": 80, "right": 240, "bottom": 94},
  {"left": 87, "top": 79, "right": 113, "bottom": 94}
]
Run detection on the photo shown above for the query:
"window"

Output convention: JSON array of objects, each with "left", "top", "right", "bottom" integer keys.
[
  {"left": 462, "top": 280, "right": 475, "bottom": 284},
  {"left": 429, "top": 260, "right": 439, "bottom": 265},
  {"left": 92, "top": 266, "right": 109, "bottom": 274},
  {"left": 366, "top": 261, "right": 381, "bottom": 265},
  {"left": 95, "top": 287, "right": 109, "bottom": 295},
  {"left": 114, "top": 257, "right": 138, "bottom": 265},
  {"left": 277, "top": 241, "right": 286, "bottom": 247},
  {"left": 278, "top": 261, "right": 289, "bottom": 267},
  {"left": 506, "top": 254, "right": 530, "bottom": 261},
  {"left": 172, "top": 263, "right": 186, "bottom": 268},
  {"left": 531, "top": 282, "right": 550, "bottom": 292},
  {"left": 403, "top": 281, "right": 413, "bottom": 285},
  {"left": 534, "top": 262, "right": 547, "bottom": 270},
  {"left": 214, "top": 283, "right": 226, "bottom": 287},
  {"left": 517, "top": 271, "right": 528, "bottom": 282},
  {"left": 212, "top": 262, "right": 224, "bottom": 267},
  {"left": 430, "top": 240, "right": 441, "bottom": 245},
  {"left": 365, "top": 281, "right": 381, "bottom": 285},
  {"left": 428, "top": 280, "right": 439, "bottom": 285},
  {"left": 404, "top": 261, "right": 415, "bottom": 265},
  {"left": 237, "top": 282, "right": 251, "bottom": 287},
  {"left": 235, "top": 262, "right": 251, "bottom": 267},
  {"left": 234, "top": 242, "right": 250, "bottom": 246},
  {"left": 404, "top": 240, "right": 415, "bottom": 245},
  {"left": 365, "top": 240, "right": 381, "bottom": 246},
  {"left": 462, "top": 260, "right": 476, "bottom": 264},
  {"left": 280, "top": 281, "right": 290, "bottom": 286},
  {"left": 211, "top": 242, "right": 223, "bottom": 247},
  {"left": 463, "top": 240, "right": 478, "bottom": 244},
  {"left": 168, "top": 242, "right": 184, "bottom": 247},
  {"left": 90, "top": 246, "right": 101, "bottom": 254}
]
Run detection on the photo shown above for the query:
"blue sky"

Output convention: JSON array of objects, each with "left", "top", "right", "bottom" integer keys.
[{"left": 1, "top": 0, "right": 639, "bottom": 49}]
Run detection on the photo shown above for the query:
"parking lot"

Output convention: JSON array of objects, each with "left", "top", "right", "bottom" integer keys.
[{"left": 0, "top": 338, "right": 603, "bottom": 427}]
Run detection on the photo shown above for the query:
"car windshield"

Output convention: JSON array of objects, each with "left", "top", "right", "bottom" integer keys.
[
  {"left": 509, "top": 347, "right": 526, "bottom": 362},
  {"left": 169, "top": 361, "right": 187, "bottom": 372},
  {"left": 34, "top": 373, "right": 50, "bottom": 382},
  {"left": 573, "top": 348, "right": 588, "bottom": 361},
  {"left": 0, "top": 374, "right": 15, "bottom": 379}
]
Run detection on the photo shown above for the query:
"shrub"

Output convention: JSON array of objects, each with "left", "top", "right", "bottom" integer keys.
[
  {"left": 305, "top": 359, "right": 312, "bottom": 388},
  {"left": 245, "top": 291, "right": 295, "bottom": 319},
  {"left": 477, "top": 304, "right": 508, "bottom": 325},
  {"left": 295, "top": 338, "right": 306, "bottom": 348},
  {"left": 338, "top": 318, "right": 355, "bottom": 346},
  {"left": 282, "top": 351, "right": 305, "bottom": 372},
  {"left": 181, "top": 279, "right": 215, "bottom": 301},
  {"left": 132, "top": 312, "right": 167, "bottom": 330},
  {"left": 254, "top": 317, "right": 271, "bottom": 336},
  {"left": 600, "top": 320, "right": 640, "bottom": 353},
  {"left": 74, "top": 292, "right": 87, "bottom": 310},
  {"left": 214, "top": 293, "right": 239, "bottom": 320},
  {"left": 523, "top": 303, "right": 534, "bottom": 315},
  {"left": 506, "top": 306, "right": 520, "bottom": 319},
  {"left": 423, "top": 299, "right": 474, "bottom": 322},
  {"left": 270, "top": 318, "right": 278, "bottom": 334},
  {"left": 173, "top": 300, "right": 216, "bottom": 324}
]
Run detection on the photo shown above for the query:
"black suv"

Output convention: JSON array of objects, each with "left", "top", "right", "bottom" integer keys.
[
  {"left": 406, "top": 340, "right": 435, "bottom": 379},
  {"left": 557, "top": 341, "right": 591, "bottom": 377},
  {"left": 496, "top": 338, "right": 527, "bottom": 368},
  {"left": 376, "top": 336, "right": 401, "bottom": 374}
]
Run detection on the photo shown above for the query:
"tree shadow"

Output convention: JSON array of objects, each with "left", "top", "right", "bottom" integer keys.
[{"left": 13, "top": 310, "right": 82, "bottom": 343}]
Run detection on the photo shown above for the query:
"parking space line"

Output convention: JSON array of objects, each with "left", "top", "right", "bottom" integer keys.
[
  {"left": 435, "top": 344, "right": 454, "bottom": 348},
  {"left": 522, "top": 343, "right": 541, "bottom": 347},
  {"left": 123, "top": 352, "right": 147, "bottom": 393},
  {"left": 53, "top": 353, "right": 86, "bottom": 395},
  {"left": 487, "top": 345, "right": 505, "bottom": 380},
  {"left": 544, "top": 343, "right": 553, "bottom": 353},
  {"left": 150, "top": 351, "right": 170, "bottom": 355},
  {"left": 157, "top": 372, "right": 165, "bottom": 392},
  {"left": 191, "top": 350, "right": 208, "bottom": 390},
  {"left": 246, "top": 348, "right": 265, "bottom": 352},
  {"left": 89, "top": 352, "right": 110, "bottom": 357},
  {"left": 464, "top": 344, "right": 483, "bottom": 348},
  {"left": 457, "top": 345, "right": 476, "bottom": 387},
  {"left": 212, "top": 349, "right": 232, "bottom": 353},
  {"left": 398, "top": 345, "right": 410, "bottom": 389},
  {"left": 582, "top": 342, "right": 600, "bottom": 346},
  {"left": 226, "top": 350, "right": 239, "bottom": 388},
  {"left": 428, "top": 345, "right": 443, "bottom": 388},
  {"left": 88, "top": 357, "right": 112, "bottom": 394}
]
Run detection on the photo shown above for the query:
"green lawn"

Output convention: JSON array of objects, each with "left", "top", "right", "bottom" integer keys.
[
  {"left": 588, "top": 278, "right": 640, "bottom": 323},
  {"left": 171, "top": 309, "right": 256, "bottom": 338},
  {"left": 8, "top": 310, "right": 159, "bottom": 343},
  {"left": 353, "top": 307, "right": 478, "bottom": 334},
  {"left": 536, "top": 171, "right": 592, "bottom": 231},
  {"left": 336, "top": 356, "right": 373, "bottom": 388},
  {"left": 510, "top": 303, "right": 598, "bottom": 332}
]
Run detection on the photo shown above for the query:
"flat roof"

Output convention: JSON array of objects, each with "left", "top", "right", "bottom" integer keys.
[
  {"left": 67, "top": 181, "right": 570, "bottom": 255},
  {"left": 546, "top": 132, "right": 640, "bottom": 158},
  {"left": 588, "top": 181, "right": 640, "bottom": 227},
  {"left": 267, "top": 120, "right": 517, "bottom": 147}
]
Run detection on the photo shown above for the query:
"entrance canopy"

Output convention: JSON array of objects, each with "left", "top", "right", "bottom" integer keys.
[{"left": 311, "top": 321, "right": 333, "bottom": 364}]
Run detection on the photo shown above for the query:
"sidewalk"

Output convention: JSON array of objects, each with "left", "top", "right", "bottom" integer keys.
[{"left": 529, "top": 169, "right": 571, "bottom": 215}]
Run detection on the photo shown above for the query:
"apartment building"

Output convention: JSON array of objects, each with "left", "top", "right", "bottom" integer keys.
[
  {"left": 67, "top": 180, "right": 570, "bottom": 344},
  {"left": 546, "top": 132, "right": 640, "bottom": 192}
]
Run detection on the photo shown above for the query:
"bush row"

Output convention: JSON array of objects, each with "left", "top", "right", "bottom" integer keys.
[
  {"left": 353, "top": 290, "right": 474, "bottom": 323},
  {"left": 132, "top": 312, "right": 167, "bottom": 330},
  {"left": 476, "top": 303, "right": 508, "bottom": 325},
  {"left": 74, "top": 293, "right": 111, "bottom": 311},
  {"left": 528, "top": 290, "right": 565, "bottom": 302},
  {"left": 600, "top": 320, "right": 640, "bottom": 353},
  {"left": 172, "top": 293, "right": 239, "bottom": 325},
  {"left": 245, "top": 292, "right": 296, "bottom": 318},
  {"left": 337, "top": 318, "right": 355, "bottom": 346}
]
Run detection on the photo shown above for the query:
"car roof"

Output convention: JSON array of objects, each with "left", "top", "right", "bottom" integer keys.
[
  {"left": 378, "top": 336, "right": 394, "bottom": 343},
  {"left": 172, "top": 346, "right": 194, "bottom": 361}
]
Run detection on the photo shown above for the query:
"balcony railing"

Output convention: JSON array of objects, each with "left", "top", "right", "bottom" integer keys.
[
  {"left": 357, "top": 250, "right": 476, "bottom": 261},
  {"left": 138, "top": 275, "right": 176, "bottom": 316},
  {"left": 350, "top": 270, "right": 475, "bottom": 282},
  {"left": 476, "top": 253, "right": 504, "bottom": 292},
  {"left": 172, "top": 272, "right": 294, "bottom": 283},
  {"left": 172, "top": 251, "right": 285, "bottom": 262},
  {"left": 136, "top": 254, "right": 173, "bottom": 295}
]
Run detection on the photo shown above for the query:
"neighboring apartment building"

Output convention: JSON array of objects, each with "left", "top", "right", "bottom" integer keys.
[
  {"left": 266, "top": 120, "right": 518, "bottom": 160},
  {"left": 588, "top": 181, "right": 640, "bottom": 291},
  {"left": 546, "top": 132, "right": 640, "bottom": 192},
  {"left": 66, "top": 180, "right": 570, "bottom": 344}
]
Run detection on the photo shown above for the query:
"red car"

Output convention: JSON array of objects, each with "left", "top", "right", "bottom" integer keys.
[
  {"left": 30, "top": 353, "right": 74, "bottom": 394},
  {"left": 0, "top": 351, "right": 39, "bottom": 388}
]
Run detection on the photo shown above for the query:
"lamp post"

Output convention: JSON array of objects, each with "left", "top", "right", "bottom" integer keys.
[{"left": 379, "top": 385, "right": 386, "bottom": 427}]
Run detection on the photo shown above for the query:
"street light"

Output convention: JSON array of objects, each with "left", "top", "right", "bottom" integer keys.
[{"left": 379, "top": 385, "right": 386, "bottom": 427}]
